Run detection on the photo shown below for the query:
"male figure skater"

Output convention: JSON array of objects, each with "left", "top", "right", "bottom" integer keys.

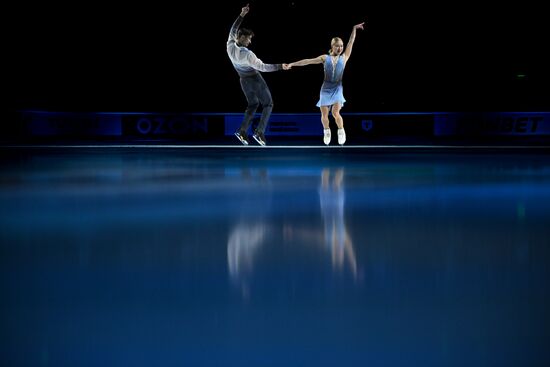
[{"left": 227, "top": 3, "right": 289, "bottom": 146}]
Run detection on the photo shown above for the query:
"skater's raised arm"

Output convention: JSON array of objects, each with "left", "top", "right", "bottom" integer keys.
[
  {"left": 227, "top": 4, "right": 250, "bottom": 45},
  {"left": 343, "top": 22, "right": 365, "bottom": 60}
]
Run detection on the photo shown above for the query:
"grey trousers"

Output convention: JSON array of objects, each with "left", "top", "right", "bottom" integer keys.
[{"left": 238, "top": 73, "right": 273, "bottom": 135}]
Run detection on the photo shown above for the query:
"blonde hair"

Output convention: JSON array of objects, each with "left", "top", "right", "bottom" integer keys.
[{"left": 329, "top": 37, "right": 344, "bottom": 55}]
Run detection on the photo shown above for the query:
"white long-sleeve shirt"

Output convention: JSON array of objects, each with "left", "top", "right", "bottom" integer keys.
[{"left": 227, "top": 16, "right": 281, "bottom": 77}]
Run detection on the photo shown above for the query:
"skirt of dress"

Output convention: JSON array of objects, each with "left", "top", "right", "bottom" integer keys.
[{"left": 316, "top": 81, "right": 346, "bottom": 107}]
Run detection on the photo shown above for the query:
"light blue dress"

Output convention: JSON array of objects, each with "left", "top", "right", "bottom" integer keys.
[{"left": 316, "top": 54, "right": 346, "bottom": 108}]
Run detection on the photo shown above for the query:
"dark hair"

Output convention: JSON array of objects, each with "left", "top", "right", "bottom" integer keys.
[{"left": 238, "top": 28, "right": 254, "bottom": 38}]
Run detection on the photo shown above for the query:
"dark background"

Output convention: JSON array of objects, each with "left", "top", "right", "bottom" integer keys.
[{"left": 8, "top": 0, "right": 549, "bottom": 114}]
